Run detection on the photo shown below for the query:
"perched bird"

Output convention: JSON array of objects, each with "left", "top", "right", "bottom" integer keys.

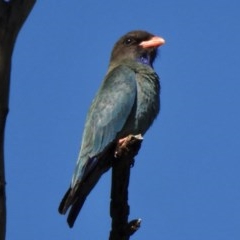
[{"left": 59, "top": 30, "right": 165, "bottom": 227}]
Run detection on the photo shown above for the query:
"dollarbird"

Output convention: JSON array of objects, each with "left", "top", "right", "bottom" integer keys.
[{"left": 58, "top": 30, "right": 165, "bottom": 227}]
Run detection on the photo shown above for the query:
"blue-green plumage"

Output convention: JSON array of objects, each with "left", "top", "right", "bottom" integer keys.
[
  {"left": 59, "top": 30, "right": 165, "bottom": 227},
  {"left": 72, "top": 65, "right": 137, "bottom": 185}
]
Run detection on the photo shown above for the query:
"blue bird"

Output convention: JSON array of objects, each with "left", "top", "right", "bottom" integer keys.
[{"left": 59, "top": 30, "right": 165, "bottom": 227}]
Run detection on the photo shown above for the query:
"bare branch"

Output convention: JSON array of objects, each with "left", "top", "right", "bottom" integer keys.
[
  {"left": 109, "top": 134, "right": 143, "bottom": 240},
  {"left": 0, "top": 1, "right": 36, "bottom": 239}
]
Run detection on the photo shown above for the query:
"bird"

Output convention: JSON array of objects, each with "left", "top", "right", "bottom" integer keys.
[{"left": 58, "top": 30, "right": 165, "bottom": 228}]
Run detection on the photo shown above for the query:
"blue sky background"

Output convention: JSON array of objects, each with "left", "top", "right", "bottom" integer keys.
[{"left": 5, "top": 0, "right": 240, "bottom": 239}]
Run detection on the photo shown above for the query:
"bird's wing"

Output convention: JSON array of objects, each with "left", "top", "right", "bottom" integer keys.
[{"left": 72, "top": 65, "right": 137, "bottom": 185}]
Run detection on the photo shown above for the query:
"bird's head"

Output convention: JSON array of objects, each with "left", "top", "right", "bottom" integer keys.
[{"left": 109, "top": 30, "right": 165, "bottom": 68}]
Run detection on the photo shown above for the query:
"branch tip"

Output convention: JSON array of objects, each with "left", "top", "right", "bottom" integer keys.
[{"left": 126, "top": 218, "right": 142, "bottom": 236}]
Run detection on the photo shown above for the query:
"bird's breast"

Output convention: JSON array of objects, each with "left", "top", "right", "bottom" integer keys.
[
  {"left": 120, "top": 66, "right": 160, "bottom": 137},
  {"left": 135, "top": 69, "right": 160, "bottom": 133}
]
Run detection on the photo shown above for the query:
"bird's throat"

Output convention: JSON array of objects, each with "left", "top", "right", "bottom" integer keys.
[{"left": 137, "top": 55, "right": 152, "bottom": 67}]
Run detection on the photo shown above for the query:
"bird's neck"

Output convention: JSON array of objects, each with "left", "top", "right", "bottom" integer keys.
[{"left": 108, "top": 59, "right": 154, "bottom": 74}]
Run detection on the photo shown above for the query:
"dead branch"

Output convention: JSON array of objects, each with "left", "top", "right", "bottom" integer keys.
[
  {"left": 0, "top": 1, "right": 36, "bottom": 239},
  {"left": 109, "top": 134, "right": 143, "bottom": 240}
]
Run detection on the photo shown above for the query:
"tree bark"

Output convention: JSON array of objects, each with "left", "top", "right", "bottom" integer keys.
[
  {"left": 0, "top": 1, "right": 36, "bottom": 239},
  {"left": 109, "top": 134, "right": 143, "bottom": 240}
]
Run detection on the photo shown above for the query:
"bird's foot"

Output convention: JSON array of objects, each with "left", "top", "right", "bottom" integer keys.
[{"left": 114, "top": 134, "right": 143, "bottom": 159}]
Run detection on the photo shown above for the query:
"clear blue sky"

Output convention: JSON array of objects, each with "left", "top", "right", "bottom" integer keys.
[{"left": 5, "top": 1, "right": 240, "bottom": 239}]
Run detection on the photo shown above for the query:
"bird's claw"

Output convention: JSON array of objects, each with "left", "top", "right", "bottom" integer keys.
[{"left": 114, "top": 134, "right": 143, "bottom": 159}]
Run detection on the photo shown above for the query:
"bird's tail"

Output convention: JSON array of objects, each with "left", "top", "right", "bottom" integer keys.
[{"left": 58, "top": 158, "right": 111, "bottom": 228}]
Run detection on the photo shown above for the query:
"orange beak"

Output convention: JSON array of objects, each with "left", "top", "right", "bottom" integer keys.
[{"left": 139, "top": 36, "right": 165, "bottom": 48}]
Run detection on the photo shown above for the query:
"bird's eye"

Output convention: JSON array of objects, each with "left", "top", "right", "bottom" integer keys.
[{"left": 124, "top": 38, "right": 134, "bottom": 45}]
